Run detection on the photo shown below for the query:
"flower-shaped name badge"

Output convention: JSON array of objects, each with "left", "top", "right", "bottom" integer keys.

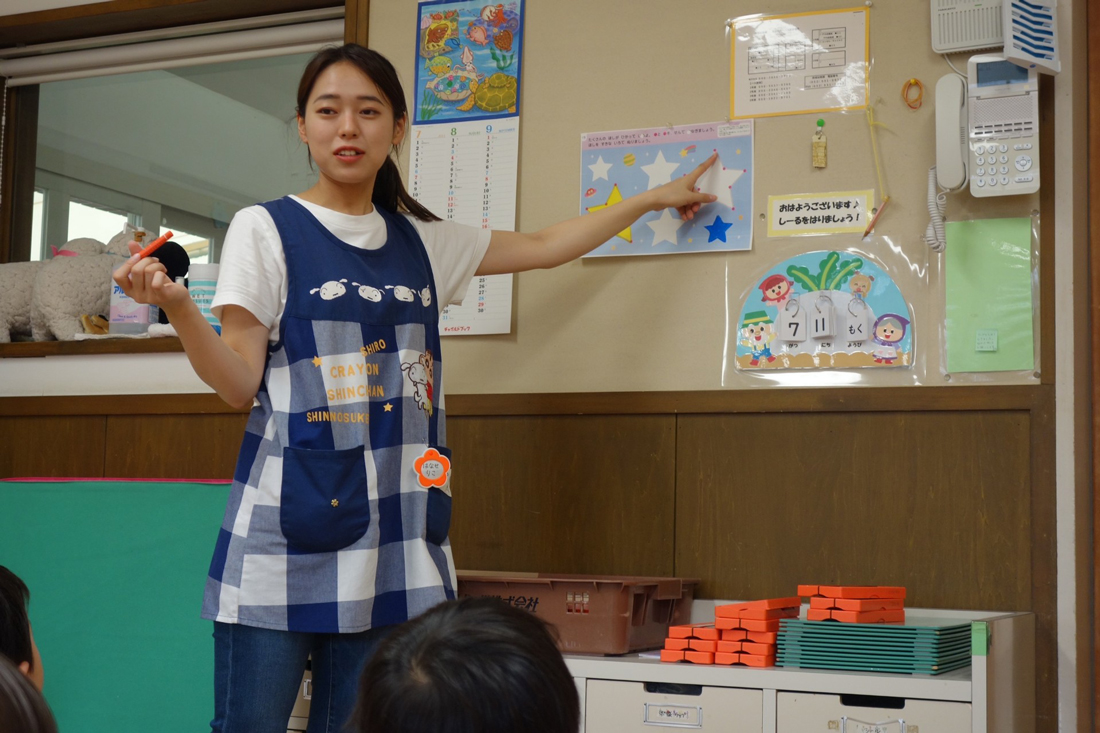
[{"left": 414, "top": 448, "right": 452, "bottom": 495}]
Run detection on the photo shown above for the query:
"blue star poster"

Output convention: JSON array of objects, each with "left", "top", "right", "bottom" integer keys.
[{"left": 580, "top": 121, "right": 754, "bottom": 257}]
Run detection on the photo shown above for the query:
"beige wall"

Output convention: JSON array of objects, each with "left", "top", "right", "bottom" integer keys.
[
  {"left": 373, "top": 0, "right": 1040, "bottom": 395},
  {"left": 0, "top": 0, "right": 1051, "bottom": 399}
]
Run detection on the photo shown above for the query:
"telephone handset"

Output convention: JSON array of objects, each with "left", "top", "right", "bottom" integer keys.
[
  {"left": 934, "top": 74, "right": 968, "bottom": 191},
  {"left": 934, "top": 53, "right": 1040, "bottom": 197}
]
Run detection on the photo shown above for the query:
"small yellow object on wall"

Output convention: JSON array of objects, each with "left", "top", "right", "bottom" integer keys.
[{"left": 812, "top": 119, "right": 827, "bottom": 169}]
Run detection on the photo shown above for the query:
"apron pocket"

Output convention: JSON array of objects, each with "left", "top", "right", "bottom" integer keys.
[
  {"left": 417, "top": 445, "right": 452, "bottom": 545},
  {"left": 426, "top": 487, "right": 452, "bottom": 545},
  {"left": 281, "top": 445, "right": 371, "bottom": 553}
]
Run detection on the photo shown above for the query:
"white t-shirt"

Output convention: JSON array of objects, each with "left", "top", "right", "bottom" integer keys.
[{"left": 211, "top": 196, "right": 491, "bottom": 341}]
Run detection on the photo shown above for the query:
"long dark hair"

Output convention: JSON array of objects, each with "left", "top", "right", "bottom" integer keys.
[
  {"left": 351, "top": 597, "right": 580, "bottom": 733},
  {"left": 0, "top": 567, "right": 32, "bottom": 671},
  {"left": 296, "top": 44, "right": 440, "bottom": 222}
]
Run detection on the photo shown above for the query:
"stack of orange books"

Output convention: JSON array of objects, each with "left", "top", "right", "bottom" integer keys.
[
  {"left": 797, "top": 585, "right": 906, "bottom": 623},
  {"left": 661, "top": 597, "right": 799, "bottom": 667},
  {"left": 661, "top": 623, "right": 721, "bottom": 664}
]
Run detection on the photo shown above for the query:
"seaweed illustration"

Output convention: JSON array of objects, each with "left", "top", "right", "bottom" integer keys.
[
  {"left": 490, "top": 47, "right": 515, "bottom": 71},
  {"left": 419, "top": 88, "right": 443, "bottom": 121},
  {"left": 786, "top": 251, "right": 864, "bottom": 292}
]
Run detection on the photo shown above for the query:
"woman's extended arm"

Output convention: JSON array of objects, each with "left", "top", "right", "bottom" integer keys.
[{"left": 476, "top": 153, "right": 718, "bottom": 276}]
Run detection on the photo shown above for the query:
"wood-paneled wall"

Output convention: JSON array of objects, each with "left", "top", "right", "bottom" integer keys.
[{"left": 0, "top": 386, "right": 1055, "bottom": 729}]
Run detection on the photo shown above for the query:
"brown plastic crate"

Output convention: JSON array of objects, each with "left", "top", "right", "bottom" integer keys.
[{"left": 456, "top": 570, "right": 698, "bottom": 655}]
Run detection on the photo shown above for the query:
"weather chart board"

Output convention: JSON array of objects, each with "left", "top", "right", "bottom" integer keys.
[
  {"left": 408, "top": 0, "right": 525, "bottom": 335},
  {"left": 580, "top": 121, "right": 755, "bottom": 257}
]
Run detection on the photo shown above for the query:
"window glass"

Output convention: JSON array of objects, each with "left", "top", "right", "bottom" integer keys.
[
  {"left": 67, "top": 200, "right": 130, "bottom": 245},
  {"left": 169, "top": 229, "right": 211, "bottom": 265},
  {"left": 34, "top": 53, "right": 316, "bottom": 262}
]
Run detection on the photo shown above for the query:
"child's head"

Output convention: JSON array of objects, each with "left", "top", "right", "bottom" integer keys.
[
  {"left": 295, "top": 44, "right": 437, "bottom": 221},
  {"left": 0, "top": 566, "right": 43, "bottom": 691},
  {"left": 351, "top": 597, "right": 580, "bottom": 733},
  {"left": 0, "top": 655, "right": 56, "bottom": 733}
]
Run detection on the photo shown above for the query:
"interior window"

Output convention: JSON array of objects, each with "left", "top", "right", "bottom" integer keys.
[
  {"left": 32, "top": 52, "right": 317, "bottom": 263},
  {"left": 67, "top": 200, "right": 132, "bottom": 245}
]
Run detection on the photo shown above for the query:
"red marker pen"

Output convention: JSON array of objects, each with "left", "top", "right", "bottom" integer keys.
[{"left": 137, "top": 230, "right": 174, "bottom": 259}]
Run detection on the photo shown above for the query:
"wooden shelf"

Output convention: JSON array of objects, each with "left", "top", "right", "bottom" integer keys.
[{"left": 0, "top": 337, "right": 185, "bottom": 358}]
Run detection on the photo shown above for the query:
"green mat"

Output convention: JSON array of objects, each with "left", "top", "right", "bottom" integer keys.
[{"left": 0, "top": 479, "right": 231, "bottom": 733}]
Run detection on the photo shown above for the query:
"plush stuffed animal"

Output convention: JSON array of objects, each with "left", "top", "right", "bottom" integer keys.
[
  {"left": 30, "top": 229, "right": 133, "bottom": 341},
  {"left": 0, "top": 238, "right": 105, "bottom": 343}
]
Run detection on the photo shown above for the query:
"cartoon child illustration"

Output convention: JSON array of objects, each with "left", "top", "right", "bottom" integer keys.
[
  {"left": 871, "top": 314, "right": 910, "bottom": 364},
  {"left": 849, "top": 273, "right": 874, "bottom": 299},
  {"left": 758, "top": 274, "right": 794, "bottom": 308},
  {"left": 739, "top": 311, "right": 778, "bottom": 366}
]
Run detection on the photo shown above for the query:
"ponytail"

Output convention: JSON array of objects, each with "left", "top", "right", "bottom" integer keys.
[{"left": 373, "top": 156, "right": 441, "bottom": 222}]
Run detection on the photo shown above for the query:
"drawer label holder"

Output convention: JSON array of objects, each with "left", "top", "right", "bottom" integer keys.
[
  {"left": 643, "top": 703, "right": 703, "bottom": 728},
  {"left": 839, "top": 717, "right": 906, "bottom": 733}
]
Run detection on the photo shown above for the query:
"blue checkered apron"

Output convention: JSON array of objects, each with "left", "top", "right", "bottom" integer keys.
[{"left": 202, "top": 197, "right": 455, "bottom": 633}]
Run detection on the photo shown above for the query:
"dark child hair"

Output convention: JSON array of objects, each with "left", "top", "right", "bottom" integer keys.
[
  {"left": 295, "top": 43, "right": 440, "bottom": 222},
  {"left": 350, "top": 597, "right": 580, "bottom": 733},
  {"left": 0, "top": 655, "right": 57, "bottom": 733},
  {"left": 0, "top": 567, "right": 33, "bottom": 671}
]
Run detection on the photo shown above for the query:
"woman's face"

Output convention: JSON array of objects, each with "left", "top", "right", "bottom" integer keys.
[{"left": 297, "top": 61, "right": 406, "bottom": 189}]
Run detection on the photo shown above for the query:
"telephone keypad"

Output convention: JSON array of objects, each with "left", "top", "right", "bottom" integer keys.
[{"left": 969, "top": 135, "right": 1038, "bottom": 197}]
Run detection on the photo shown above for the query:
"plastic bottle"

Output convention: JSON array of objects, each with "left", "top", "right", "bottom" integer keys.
[{"left": 188, "top": 263, "right": 221, "bottom": 334}]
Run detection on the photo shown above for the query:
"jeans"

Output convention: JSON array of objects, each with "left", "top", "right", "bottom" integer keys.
[{"left": 211, "top": 621, "right": 390, "bottom": 733}]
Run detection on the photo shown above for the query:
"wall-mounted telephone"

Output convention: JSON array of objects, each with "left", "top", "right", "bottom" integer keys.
[{"left": 934, "top": 53, "right": 1039, "bottom": 198}]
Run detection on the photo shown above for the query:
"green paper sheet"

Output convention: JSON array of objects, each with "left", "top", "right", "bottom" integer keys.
[
  {"left": 0, "top": 480, "right": 231, "bottom": 733},
  {"left": 945, "top": 218, "right": 1034, "bottom": 373}
]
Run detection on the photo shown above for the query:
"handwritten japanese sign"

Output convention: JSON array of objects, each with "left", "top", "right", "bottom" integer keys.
[{"left": 767, "top": 190, "right": 872, "bottom": 237}]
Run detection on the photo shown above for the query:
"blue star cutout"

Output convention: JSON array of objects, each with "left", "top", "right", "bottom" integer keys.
[{"left": 705, "top": 215, "right": 732, "bottom": 243}]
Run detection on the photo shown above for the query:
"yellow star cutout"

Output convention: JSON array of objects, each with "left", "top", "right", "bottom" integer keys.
[
  {"left": 331, "top": 499, "right": 339, "bottom": 507},
  {"left": 383, "top": 403, "right": 393, "bottom": 412},
  {"left": 312, "top": 356, "right": 323, "bottom": 367},
  {"left": 586, "top": 184, "right": 632, "bottom": 243}
]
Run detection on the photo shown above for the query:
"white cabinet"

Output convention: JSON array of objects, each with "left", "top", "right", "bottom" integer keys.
[{"left": 566, "top": 609, "right": 1033, "bottom": 733}]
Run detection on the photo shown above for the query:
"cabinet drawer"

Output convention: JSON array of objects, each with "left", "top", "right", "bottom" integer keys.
[
  {"left": 586, "top": 679, "right": 761, "bottom": 732},
  {"left": 776, "top": 692, "right": 970, "bottom": 733}
]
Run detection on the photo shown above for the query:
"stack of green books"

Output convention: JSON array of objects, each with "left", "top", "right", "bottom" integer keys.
[{"left": 776, "top": 615, "right": 972, "bottom": 675}]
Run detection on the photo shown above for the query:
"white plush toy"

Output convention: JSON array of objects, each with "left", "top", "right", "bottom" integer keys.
[
  {"left": 30, "top": 226, "right": 135, "bottom": 341},
  {"left": 0, "top": 237, "right": 106, "bottom": 343}
]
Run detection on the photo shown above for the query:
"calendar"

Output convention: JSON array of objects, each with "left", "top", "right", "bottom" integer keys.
[{"left": 409, "top": 119, "right": 519, "bottom": 335}]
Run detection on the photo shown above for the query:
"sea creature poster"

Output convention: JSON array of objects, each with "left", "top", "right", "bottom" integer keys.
[
  {"left": 414, "top": 0, "right": 524, "bottom": 124},
  {"left": 580, "top": 121, "right": 754, "bottom": 257},
  {"left": 735, "top": 250, "right": 913, "bottom": 370}
]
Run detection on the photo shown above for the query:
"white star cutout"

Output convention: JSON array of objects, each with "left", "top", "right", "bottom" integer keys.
[
  {"left": 695, "top": 154, "right": 744, "bottom": 208},
  {"left": 588, "top": 156, "right": 612, "bottom": 181},
  {"left": 641, "top": 151, "right": 680, "bottom": 190},
  {"left": 647, "top": 209, "right": 683, "bottom": 246}
]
